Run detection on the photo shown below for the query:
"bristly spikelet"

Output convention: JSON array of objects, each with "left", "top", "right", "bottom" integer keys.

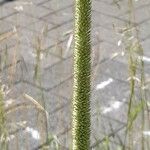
[{"left": 72, "top": 0, "right": 92, "bottom": 150}]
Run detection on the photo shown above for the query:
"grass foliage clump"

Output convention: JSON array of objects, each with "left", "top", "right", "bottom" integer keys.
[{"left": 0, "top": 85, "right": 8, "bottom": 150}]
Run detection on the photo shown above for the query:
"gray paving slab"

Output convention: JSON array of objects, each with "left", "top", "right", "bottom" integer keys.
[
  {"left": 27, "top": 19, "right": 54, "bottom": 32},
  {"left": 21, "top": 56, "right": 73, "bottom": 90},
  {"left": 120, "top": 4, "right": 150, "bottom": 25},
  {"left": 92, "top": 10, "right": 126, "bottom": 29},
  {"left": 22, "top": 4, "right": 50, "bottom": 18},
  {"left": 19, "top": 50, "right": 60, "bottom": 74},
  {"left": 141, "top": 38, "right": 150, "bottom": 57},
  {"left": 0, "top": 20, "right": 13, "bottom": 34},
  {"left": 47, "top": 21, "right": 73, "bottom": 40},
  {"left": 5, "top": 81, "right": 71, "bottom": 149},
  {"left": 0, "top": 5, "right": 17, "bottom": 20},
  {"left": 92, "top": 26, "right": 121, "bottom": 45},
  {"left": 43, "top": 6, "right": 73, "bottom": 25},
  {"left": 92, "top": 0, "right": 128, "bottom": 16},
  {"left": 42, "top": 0, "right": 73, "bottom": 11},
  {"left": 5, "top": 13, "right": 39, "bottom": 27},
  {"left": 31, "top": 0, "right": 48, "bottom": 5}
]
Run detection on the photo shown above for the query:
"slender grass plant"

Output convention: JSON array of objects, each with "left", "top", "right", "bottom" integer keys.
[{"left": 72, "top": 0, "right": 92, "bottom": 149}]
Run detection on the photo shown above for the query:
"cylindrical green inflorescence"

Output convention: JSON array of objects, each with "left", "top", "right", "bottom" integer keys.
[{"left": 72, "top": 0, "right": 92, "bottom": 150}]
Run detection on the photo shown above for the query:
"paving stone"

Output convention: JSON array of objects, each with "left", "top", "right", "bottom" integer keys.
[
  {"left": 91, "top": 115, "right": 125, "bottom": 147},
  {"left": 0, "top": 45, "right": 20, "bottom": 70},
  {"left": 92, "top": 25, "right": 122, "bottom": 45},
  {"left": 18, "top": 44, "right": 60, "bottom": 69},
  {"left": 7, "top": 104, "right": 47, "bottom": 150},
  {"left": 32, "top": 0, "right": 48, "bottom": 5},
  {"left": 1, "top": 67, "right": 22, "bottom": 85},
  {"left": 7, "top": 110, "right": 43, "bottom": 150},
  {"left": 141, "top": 38, "right": 150, "bottom": 57},
  {"left": 131, "top": 0, "right": 150, "bottom": 9},
  {"left": 47, "top": 21, "right": 73, "bottom": 40},
  {"left": 0, "top": 4, "right": 17, "bottom": 19},
  {"left": 91, "top": 72, "right": 129, "bottom": 120},
  {"left": 43, "top": 6, "right": 73, "bottom": 26},
  {"left": 27, "top": 19, "right": 54, "bottom": 33},
  {"left": 22, "top": 56, "right": 73, "bottom": 90},
  {"left": 137, "top": 21, "right": 150, "bottom": 41},
  {"left": 112, "top": 116, "right": 150, "bottom": 150},
  {"left": 50, "top": 77, "right": 73, "bottom": 99},
  {"left": 120, "top": 4, "right": 150, "bottom": 25},
  {"left": 7, "top": 82, "right": 71, "bottom": 149},
  {"left": 46, "top": 99, "right": 71, "bottom": 136},
  {"left": 93, "top": 58, "right": 150, "bottom": 85},
  {"left": 45, "top": 34, "right": 74, "bottom": 59},
  {"left": 0, "top": 30, "right": 17, "bottom": 50},
  {"left": 18, "top": 28, "right": 55, "bottom": 49},
  {"left": 41, "top": 56, "right": 73, "bottom": 89},
  {"left": 92, "top": 0, "right": 127, "bottom": 17},
  {"left": 6, "top": 83, "right": 71, "bottom": 135},
  {"left": 4, "top": 82, "right": 48, "bottom": 149},
  {"left": 11, "top": 82, "right": 69, "bottom": 114},
  {"left": 0, "top": 20, "right": 14, "bottom": 34},
  {"left": 22, "top": 3, "right": 50, "bottom": 18},
  {"left": 92, "top": 10, "right": 127, "bottom": 29},
  {"left": 92, "top": 41, "right": 127, "bottom": 65},
  {"left": 58, "top": 129, "right": 72, "bottom": 149},
  {"left": 42, "top": 0, "right": 73, "bottom": 11},
  {"left": 93, "top": 59, "right": 128, "bottom": 81},
  {"left": 5, "top": 13, "right": 39, "bottom": 27},
  {"left": 99, "top": 0, "right": 149, "bottom": 8}
]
